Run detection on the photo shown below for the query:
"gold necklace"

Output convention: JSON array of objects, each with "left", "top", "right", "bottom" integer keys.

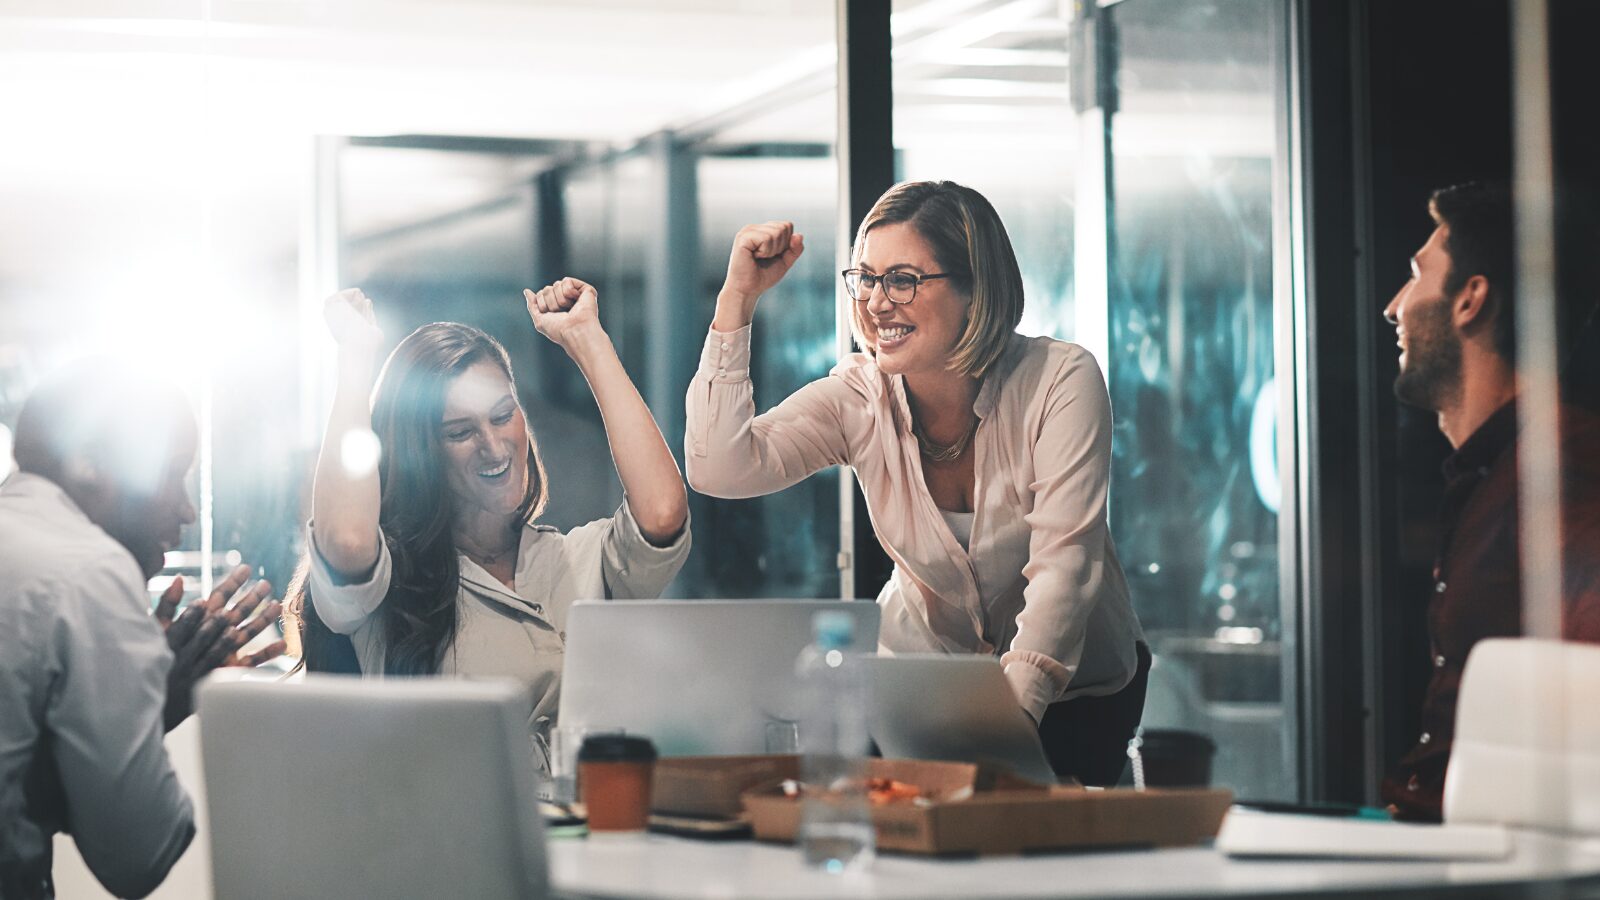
[{"left": 912, "top": 416, "right": 978, "bottom": 463}]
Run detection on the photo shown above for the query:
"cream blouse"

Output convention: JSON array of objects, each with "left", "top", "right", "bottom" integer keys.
[{"left": 686, "top": 325, "right": 1142, "bottom": 722}]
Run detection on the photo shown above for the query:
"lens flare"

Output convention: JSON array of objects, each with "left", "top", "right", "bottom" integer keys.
[{"left": 340, "top": 427, "right": 382, "bottom": 478}]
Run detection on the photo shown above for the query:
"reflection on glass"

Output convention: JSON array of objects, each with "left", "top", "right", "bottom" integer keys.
[{"left": 1106, "top": 0, "right": 1290, "bottom": 800}]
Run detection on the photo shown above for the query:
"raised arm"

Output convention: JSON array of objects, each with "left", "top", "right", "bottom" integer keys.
[
  {"left": 684, "top": 221, "right": 855, "bottom": 499},
  {"left": 310, "top": 288, "right": 385, "bottom": 577},
  {"left": 525, "top": 279, "right": 687, "bottom": 546}
]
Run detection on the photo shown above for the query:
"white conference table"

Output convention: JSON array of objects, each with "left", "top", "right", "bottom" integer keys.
[{"left": 549, "top": 828, "right": 1600, "bottom": 899}]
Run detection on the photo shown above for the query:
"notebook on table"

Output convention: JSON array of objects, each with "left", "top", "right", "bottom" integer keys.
[{"left": 1216, "top": 807, "right": 1511, "bottom": 860}]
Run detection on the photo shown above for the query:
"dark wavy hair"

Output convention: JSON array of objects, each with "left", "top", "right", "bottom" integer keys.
[
  {"left": 285, "top": 322, "right": 547, "bottom": 675},
  {"left": 1429, "top": 182, "right": 1515, "bottom": 364}
]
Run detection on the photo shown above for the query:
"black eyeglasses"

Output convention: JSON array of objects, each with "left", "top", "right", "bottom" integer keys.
[{"left": 841, "top": 269, "right": 951, "bottom": 305}]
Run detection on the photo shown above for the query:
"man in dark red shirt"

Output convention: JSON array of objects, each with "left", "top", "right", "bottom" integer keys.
[{"left": 1378, "top": 182, "right": 1600, "bottom": 822}]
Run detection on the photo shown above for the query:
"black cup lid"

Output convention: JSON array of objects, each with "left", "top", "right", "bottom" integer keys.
[
  {"left": 1138, "top": 729, "right": 1217, "bottom": 757},
  {"left": 577, "top": 734, "right": 657, "bottom": 763}
]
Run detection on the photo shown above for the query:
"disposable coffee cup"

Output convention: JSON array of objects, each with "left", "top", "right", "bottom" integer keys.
[
  {"left": 1138, "top": 729, "right": 1216, "bottom": 788},
  {"left": 577, "top": 734, "right": 657, "bottom": 832}
]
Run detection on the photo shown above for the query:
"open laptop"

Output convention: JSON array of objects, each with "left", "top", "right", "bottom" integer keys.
[
  {"left": 558, "top": 599, "right": 881, "bottom": 756},
  {"left": 865, "top": 654, "right": 1060, "bottom": 785},
  {"left": 198, "top": 674, "right": 548, "bottom": 900}
]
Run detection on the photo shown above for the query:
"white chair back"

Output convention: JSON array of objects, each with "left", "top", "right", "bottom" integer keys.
[{"left": 1445, "top": 638, "right": 1600, "bottom": 834}]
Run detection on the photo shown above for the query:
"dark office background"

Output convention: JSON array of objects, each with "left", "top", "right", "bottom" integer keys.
[{"left": 1305, "top": 0, "right": 1600, "bottom": 803}]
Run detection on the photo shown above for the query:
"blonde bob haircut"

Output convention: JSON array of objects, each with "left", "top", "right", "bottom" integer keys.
[{"left": 849, "top": 180, "right": 1024, "bottom": 380}]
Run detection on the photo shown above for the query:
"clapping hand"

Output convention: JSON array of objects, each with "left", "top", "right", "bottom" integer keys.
[
  {"left": 155, "top": 564, "right": 287, "bottom": 731},
  {"left": 525, "top": 278, "right": 604, "bottom": 351}
]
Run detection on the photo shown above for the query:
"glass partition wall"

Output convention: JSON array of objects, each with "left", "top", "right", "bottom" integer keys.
[{"left": 1103, "top": 0, "right": 1298, "bottom": 802}]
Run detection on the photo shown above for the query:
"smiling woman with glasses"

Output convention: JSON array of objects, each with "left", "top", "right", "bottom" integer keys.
[{"left": 685, "top": 179, "right": 1148, "bottom": 787}]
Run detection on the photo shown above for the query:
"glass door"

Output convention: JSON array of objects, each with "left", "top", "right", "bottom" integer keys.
[{"left": 1074, "top": 0, "right": 1300, "bottom": 802}]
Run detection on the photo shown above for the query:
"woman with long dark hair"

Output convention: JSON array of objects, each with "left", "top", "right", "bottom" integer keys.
[
  {"left": 286, "top": 279, "right": 689, "bottom": 764},
  {"left": 687, "top": 181, "right": 1145, "bottom": 786}
]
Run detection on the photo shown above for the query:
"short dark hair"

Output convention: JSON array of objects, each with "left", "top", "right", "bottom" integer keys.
[
  {"left": 1429, "top": 182, "right": 1515, "bottom": 363},
  {"left": 13, "top": 359, "right": 192, "bottom": 491}
]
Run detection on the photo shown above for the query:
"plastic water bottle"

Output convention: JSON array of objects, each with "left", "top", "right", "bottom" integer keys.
[{"left": 795, "top": 609, "right": 875, "bottom": 873}]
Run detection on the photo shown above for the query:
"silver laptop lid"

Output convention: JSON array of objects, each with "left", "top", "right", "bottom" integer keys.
[
  {"left": 866, "top": 654, "right": 1060, "bottom": 785},
  {"left": 198, "top": 675, "right": 548, "bottom": 900},
  {"left": 558, "top": 599, "right": 881, "bottom": 756}
]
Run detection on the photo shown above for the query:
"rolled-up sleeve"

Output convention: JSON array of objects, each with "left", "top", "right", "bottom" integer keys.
[
  {"left": 45, "top": 566, "right": 194, "bottom": 899},
  {"left": 685, "top": 325, "right": 854, "bottom": 498},
  {"left": 1000, "top": 350, "right": 1118, "bottom": 723},
  {"left": 305, "top": 520, "right": 393, "bottom": 634},
  {"left": 594, "top": 499, "right": 691, "bottom": 600}
]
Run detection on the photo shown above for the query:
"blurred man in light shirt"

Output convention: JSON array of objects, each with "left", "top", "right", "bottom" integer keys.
[{"left": 0, "top": 360, "right": 284, "bottom": 899}]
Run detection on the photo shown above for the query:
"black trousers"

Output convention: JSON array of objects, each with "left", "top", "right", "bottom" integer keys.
[{"left": 1036, "top": 641, "right": 1151, "bottom": 786}]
